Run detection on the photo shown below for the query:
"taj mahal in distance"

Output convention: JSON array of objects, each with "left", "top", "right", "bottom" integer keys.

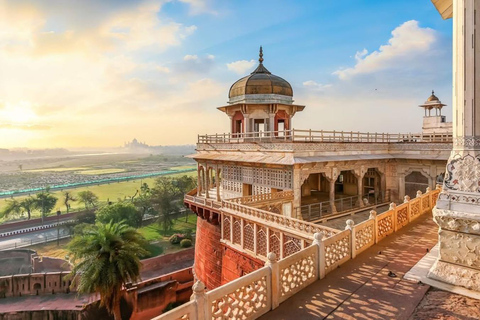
[{"left": 156, "top": 0, "right": 480, "bottom": 319}]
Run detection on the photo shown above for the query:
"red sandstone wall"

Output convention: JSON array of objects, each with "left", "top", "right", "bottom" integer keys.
[
  {"left": 221, "top": 245, "right": 264, "bottom": 284},
  {"left": 140, "top": 248, "right": 194, "bottom": 274},
  {"left": 194, "top": 217, "right": 222, "bottom": 289}
]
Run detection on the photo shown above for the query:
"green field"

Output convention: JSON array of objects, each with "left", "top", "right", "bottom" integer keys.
[
  {"left": 26, "top": 167, "right": 89, "bottom": 173},
  {"left": 76, "top": 168, "right": 126, "bottom": 175},
  {"left": 0, "top": 170, "right": 197, "bottom": 222}
]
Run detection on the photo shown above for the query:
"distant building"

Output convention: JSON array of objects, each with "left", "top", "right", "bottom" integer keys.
[{"left": 419, "top": 90, "right": 452, "bottom": 135}]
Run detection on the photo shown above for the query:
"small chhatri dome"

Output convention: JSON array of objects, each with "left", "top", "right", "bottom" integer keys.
[
  {"left": 427, "top": 90, "right": 440, "bottom": 102},
  {"left": 228, "top": 46, "right": 293, "bottom": 99}
]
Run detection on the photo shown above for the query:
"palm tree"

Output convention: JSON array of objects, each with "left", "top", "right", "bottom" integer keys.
[
  {"left": 20, "top": 197, "right": 37, "bottom": 220},
  {"left": 67, "top": 221, "right": 148, "bottom": 320},
  {"left": 63, "top": 191, "right": 76, "bottom": 213},
  {"left": 1, "top": 199, "right": 21, "bottom": 219},
  {"left": 35, "top": 190, "right": 58, "bottom": 223}
]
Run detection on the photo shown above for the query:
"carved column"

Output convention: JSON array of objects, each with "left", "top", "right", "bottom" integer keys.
[
  {"left": 197, "top": 164, "right": 202, "bottom": 196},
  {"left": 354, "top": 166, "right": 366, "bottom": 207},
  {"left": 325, "top": 168, "right": 339, "bottom": 213},
  {"left": 216, "top": 165, "right": 221, "bottom": 202},
  {"left": 429, "top": 0, "right": 480, "bottom": 291},
  {"left": 205, "top": 167, "right": 210, "bottom": 199}
]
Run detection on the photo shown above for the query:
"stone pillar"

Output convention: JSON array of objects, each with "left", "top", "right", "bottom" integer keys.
[
  {"left": 329, "top": 178, "right": 337, "bottom": 213},
  {"left": 205, "top": 167, "right": 210, "bottom": 199},
  {"left": 197, "top": 164, "right": 202, "bottom": 196},
  {"left": 354, "top": 167, "right": 366, "bottom": 207},
  {"left": 292, "top": 166, "right": 302, "bottom": 219},
  {"left": 428, "top": 0, "right": 480, "bottom": 291},
  {"left": 216, "top": 165, "right": 221, "bottom": 202},
  {"left": 269, "top": 114, "right": 275, "bottom": 134}
]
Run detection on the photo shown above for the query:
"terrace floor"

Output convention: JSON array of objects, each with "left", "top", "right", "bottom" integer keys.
[{"left": 259, "top": 212, "right": 440, "bottom": 320}]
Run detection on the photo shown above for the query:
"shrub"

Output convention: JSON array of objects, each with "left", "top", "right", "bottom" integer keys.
[
  {"left": 180, "top": 239, "right": 192, "bottom": 248},
  {"left": 169, "top": 234, "right": 183, "bottom": 244}
]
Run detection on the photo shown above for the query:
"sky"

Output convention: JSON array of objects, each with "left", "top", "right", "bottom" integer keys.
[{"left": 0, "top": 0, "right": 453, "bottom": 149}]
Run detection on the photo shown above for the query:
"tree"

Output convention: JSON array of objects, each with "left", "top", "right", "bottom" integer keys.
[
  {"left": 67, "top": 221, "right": 148, "bottom": 320},
  {"left": 96, "top": 202, "right": 142, "bottom": 228},
  {"left": 175, "top": 175, "right": 197, "bottom": 195},
  {"left": 63, "top": 191, "right": 76, "bottom": 213},
  {"left": 133, "top": 183, "right": 155, "bottom": 226},
  {"left": 151, "top": 177, "right": 181, "bottom": 233},
  {"left": 77, "top": 190, "right": 98, "bottom": 210},
  {"left": 20, "top": 197, "right": 37, "bottom": 220},
  {"left": 35, "top": 190, "right": 58, "bottom": 222},
  {"left": 1, "top": 199, "right": 21, "bottom": 219}
]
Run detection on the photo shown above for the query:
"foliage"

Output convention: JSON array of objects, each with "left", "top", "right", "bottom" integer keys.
[
  {"left": 77, "top": 190, "right": 99, "bottom": 210},
  {"left": 76, "top": 210, "right": 96, "bottom": 224},
  {"left": 72, "top": 223, "right": 93, "bottom": 236},
  {"left": 180, "top": 239, "right": 192, "bottom": 248},
  {"left": 133, "top": 183, "right": 155, "bottom": 226},
  {"left": 20, "top": 197, "right": 37, "bottom": 220},
  {"left": 96, "top": 202, "right": 142, "bottom": 228},
  {"left": 67, "top": 221, "right": 148, "bottom": 320},
  {"left": 63, "top": 191, "right": 76, "bottom": 213},
  {"left": 150, "top": 176, "right": 195, "bottom": 233},
  {"left": 143, "top": 243, "right": 164, "bottom": 258},
  {"left": 35, "top": 189, "right": 58, "bottom": 219},
  {"left": 1, "top": 199, "right": 21, "bottom": 219},
  {"left": 169, "top": 234, "right": 183, "bottom": 244}
]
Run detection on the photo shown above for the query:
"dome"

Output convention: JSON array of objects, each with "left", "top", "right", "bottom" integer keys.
[
  {"left": 427, "top": 90, "right": 440, "bottom": 102},
  {"left": 228, "top": 47, "right": 293, "bottom": 99}
]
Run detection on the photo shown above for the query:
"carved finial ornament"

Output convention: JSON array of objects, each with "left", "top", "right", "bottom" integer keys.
[{"left": 259, "top": 46, "right": 264, "bottom": 64}]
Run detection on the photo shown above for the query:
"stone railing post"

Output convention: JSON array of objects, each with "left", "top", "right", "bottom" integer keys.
[
  {"left": 312, "top": 232, "right": 323, "bottom": 280},
  {"left": 416, "top": 190, "right": 423, "bottom": 198},
  {"left": 345, "top": 220, "right": 355, "bottom": 259},
  {"left": 315, "top": 232, "right": 326, "bottom": 279},
  {"left": 369, "top": 210, "right": 377, "bottom": 244},
  {"left": 403, "top": 195, "right": 410, "bottom": 203},
  {"left": 389, "top": 202, "right": 397, "bottom": 231},
  {"left": 191, "top": 280, "right": 207, "bottom": 319},
  {"left": 265, "top": 252, "right": 280, "bottom": 309}
]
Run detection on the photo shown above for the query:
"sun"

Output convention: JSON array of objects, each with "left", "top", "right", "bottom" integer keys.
[{"left": 1, "top": 101, "right": 38, "bottom": 124}]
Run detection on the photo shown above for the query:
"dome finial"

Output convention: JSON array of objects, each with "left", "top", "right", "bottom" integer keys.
[
  {"left": 432, "top": 89, "right": 435, "bottom": 95},
  {"left": 259, "top": 46, "right": 264, "bottom": 64}
]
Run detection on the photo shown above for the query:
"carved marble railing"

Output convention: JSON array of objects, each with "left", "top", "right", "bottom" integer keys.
[
  {"left": 156, "top": 187, "right": 440, "bottom": 320},
  {"left": 151, "top": 300, "right": 195, "bottom": 320},
  {"left": 229, "top": 190, "right": 294, "bottom": 205},
  {"left": 198, "top": 129, "right": 453, "bottom": 144},
  {"left": 184, "top": 194, "right": 222, "bottom": 210}
]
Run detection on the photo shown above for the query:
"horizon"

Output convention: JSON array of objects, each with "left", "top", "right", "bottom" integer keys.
[{"left": 0, "top": 0, "right": 453, "bottom": 148}]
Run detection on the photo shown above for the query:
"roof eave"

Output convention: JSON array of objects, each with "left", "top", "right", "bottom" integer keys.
[{"left": 432, "top": 0, "right": 453, "bottom": 19}]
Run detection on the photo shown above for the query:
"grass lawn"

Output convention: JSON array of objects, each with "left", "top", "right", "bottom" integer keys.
[
  {"left": 29, "top": 238, "right": 71, "bottom": 259},
  {"left": 0, "top": 171, "right": 197, "bottom": 222},
  {"left": 76, "top": 168, "right": 126, "bottom": 175},
  {"left": 139, "top": 214, "right": 197, "bottom": 241},
  {"left": 169, "top": 165, "right": 196, "bottom": 170},
  {"left": 26, "top": 167, "right": 89, "bottom": 173}
]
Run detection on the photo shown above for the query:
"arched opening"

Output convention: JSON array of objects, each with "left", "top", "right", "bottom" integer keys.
[
  {"left": 405, "top": 171, "right": 429, "bottom": 198},
  {"left": 363, "top": 168, "right": 384, "bottom": 204}
]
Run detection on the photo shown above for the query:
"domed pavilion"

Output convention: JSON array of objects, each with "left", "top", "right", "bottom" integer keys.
[{"left": 218, "top": 47, "right": 305, "bottom": 136}]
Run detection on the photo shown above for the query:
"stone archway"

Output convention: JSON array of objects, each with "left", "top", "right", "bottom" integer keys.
[{"left": 405, "top": 171, "right": 429, "bottom": 199}]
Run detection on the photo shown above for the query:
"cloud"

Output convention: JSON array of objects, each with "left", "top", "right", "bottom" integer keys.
[
  {"left": 174, "top": 54, "right": 215, "bottom": 74},
  {"left": 178, "top": 0, "right": 217, "bottom": 15},
  {"left": 226, "top": 59, "right": 256, "bottom": 75},
  {"left": 333, "top": 20, "right": 437, "bottom": 80},
  {"left": 0, "top": 123, "right": 51, "bottom": 130},
  {"left": 302, "top": 80, "right": 331, "bottom": 91}
]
